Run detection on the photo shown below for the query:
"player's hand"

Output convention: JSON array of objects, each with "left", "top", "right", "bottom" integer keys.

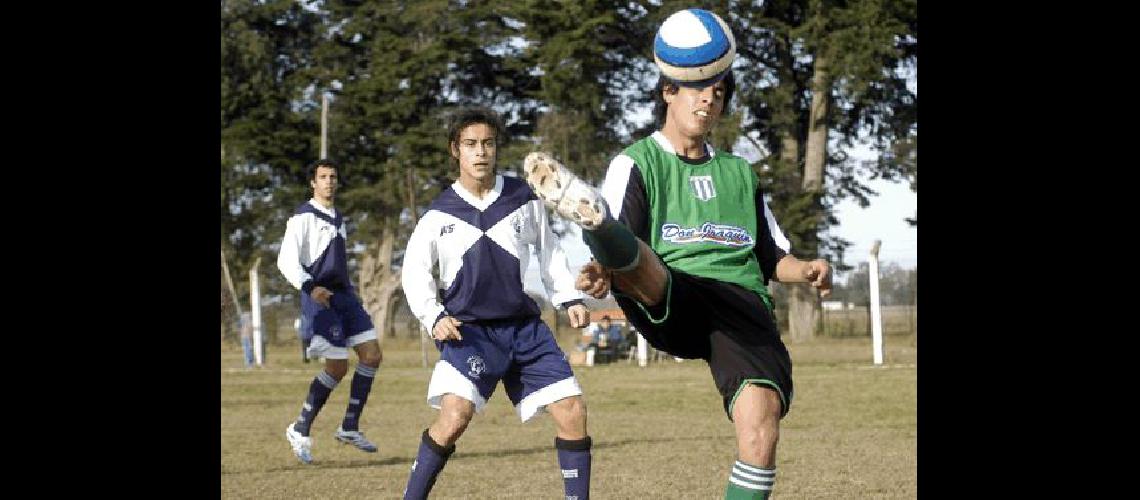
[
  {"left": 432, "top": 316, "right": 463, "bottom": 341},
  {"left": 311, "top": 286, "right": 334, "bottom": 308},
  {"left": 802, "top": 259, "right": 832, "bottom": 298},
  {"left": 576, "top": 260, "right": 611, "bottom": 299},
  {"left": 566, "top": 304, "right": 590, "bottom": 328}
]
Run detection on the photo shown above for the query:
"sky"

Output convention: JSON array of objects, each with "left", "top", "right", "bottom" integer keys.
[{"left": 827, "top": 145, "right": 917, "bottom": 283}]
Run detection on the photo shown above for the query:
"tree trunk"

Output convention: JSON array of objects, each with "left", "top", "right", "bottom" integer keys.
[
  {"left": 358, "top": 221, "right": 403, "bottom": 342},
  {"left": 787, "top": 283, "right": 821, "bottom": 343},
  {"left": 803, "top": 53, "right": 829, "bottom": 193},
  {"left": 786, "top": 51, "right": 831, "bottom": 342}
]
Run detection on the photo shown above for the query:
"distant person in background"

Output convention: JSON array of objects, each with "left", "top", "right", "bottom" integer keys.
[
  {"left": 588, "top": 315, "right": 623, "bottom": 349},
  {"left": 575, "top": 322, "right": 596, "bottom": 352},
  {"left": 240, "top": 311, "right": 255, "bottom": 367},
  {"left": 276, "top": 159, "right": 384, "bottom": 464},
  {"left": 294, "top": 316, "right": 313, "bottom": 363}
]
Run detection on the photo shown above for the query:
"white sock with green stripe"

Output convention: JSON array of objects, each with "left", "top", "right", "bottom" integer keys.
[{"left": 725, "top": 460, "right": 775, "bottom": 499}]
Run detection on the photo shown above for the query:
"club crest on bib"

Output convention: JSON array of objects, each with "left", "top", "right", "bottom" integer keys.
[
  {"left": 689, "top": 175, "right": 716, "bottom": 201},
  {"left": 328, "top": 323, "right": 343, "bottom": 341},
  {"left": 466, "top": 355, "right": 486, "bottom": 378}
]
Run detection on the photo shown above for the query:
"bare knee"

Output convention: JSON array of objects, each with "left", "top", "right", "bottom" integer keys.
[
  {"left": 737, "top": 416, "right": 779, "bottom": 451},
  {"left": 550, "top": 396, "right": 587, "bottom": 421},
  {"left": 359, "top": 349, "right": 382, "bottom": 367},
  {"left": 355, "top": 341, "right": 382, "bottom": 367},
  {"left": 431, "top": 396, "right": 475, "bottom": 446},
  {"left": 732, "top": 386, "right": 782, "bottom": 466},
  {"left": 324, "top": 360, "right": 349, "bottom": 380},
  {"left": 548, "top": 396, "right": 588, "bottom": 439}
]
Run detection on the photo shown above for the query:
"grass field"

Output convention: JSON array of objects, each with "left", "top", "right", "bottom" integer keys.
[{"left": 221, "top": 333, "right": 916, "bottom": 499}]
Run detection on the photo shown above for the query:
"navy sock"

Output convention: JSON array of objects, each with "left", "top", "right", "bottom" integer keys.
[
  {"left": 403, "top": 429, "right": 455, "bottom": 500},
  {"left": 341, "top": 363, "right": 376, "bottom": 431},
  {"left": 556, "top": 436, "right": 592, "bottom": 500},
  {"left": 294, "top": 370, "right": 338, "bottom": 436},
  {"left": 581, "top": 218, "right": 640, "bottom": 271}
]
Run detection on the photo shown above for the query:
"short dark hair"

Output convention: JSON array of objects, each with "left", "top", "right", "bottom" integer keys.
[
  {"left": 651, "top": 71, "right": 735, "bottom": 128},
  {"left": 307, "top": 159, "right": 337, "bottom": 182},
  {"left": 447, "top": 106, "right": 506, "bottom": 150}
]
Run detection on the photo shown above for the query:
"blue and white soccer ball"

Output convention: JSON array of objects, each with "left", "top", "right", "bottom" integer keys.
[{"left": 653, "top": 8, "right": 736, "bottom": 87}]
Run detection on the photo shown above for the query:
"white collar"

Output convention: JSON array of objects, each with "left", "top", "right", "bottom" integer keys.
[
  {"left": 651, "top": 130, "right": 716, "bottom": 159},
  {"left": 308, "top": 198, "right": 337, "bottom": 217},
  {"left": 451, "top": 174, "right": 504, "bottom": 211}
]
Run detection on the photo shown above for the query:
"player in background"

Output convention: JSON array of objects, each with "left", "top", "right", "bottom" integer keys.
[{"left": 277, "top": 159, "right": 384, "bottom": 464}]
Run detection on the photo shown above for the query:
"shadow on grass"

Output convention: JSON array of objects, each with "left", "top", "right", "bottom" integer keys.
[{"left": 232, "top": 433, "right": 734, "bottom": 474}]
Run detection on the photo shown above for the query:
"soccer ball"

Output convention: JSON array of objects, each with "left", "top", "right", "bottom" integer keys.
[{"left": 653, "top": 9, "right": 736, "bottom": 87}]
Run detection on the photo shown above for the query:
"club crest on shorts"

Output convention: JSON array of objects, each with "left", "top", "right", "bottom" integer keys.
[
  {"left": 328, "top": 323, "right": 343, "bottom": 341},
  {"left": 689, "top": 175, "right": 716, "bottom": 201},
  {"left": 466, "top": 355, "right": 486, "bottom": 378}
]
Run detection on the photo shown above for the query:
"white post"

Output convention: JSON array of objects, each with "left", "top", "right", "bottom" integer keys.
[
  {"left": 250, "top": 257, "right": 264, "bottom": 366},
  {"left": 869, "top": 240, "right": 884, "bottom": 365},
  {"left": 320, "top": 93, "right": 328, "bottom": 159},
  {"left": 421, "top": 326, "right": 429, "bottom": 369},
  {"left": 636, "top": 330, "right": 648, "bottom": 367}
]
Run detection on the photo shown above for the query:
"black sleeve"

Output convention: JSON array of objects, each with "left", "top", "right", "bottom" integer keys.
[
  {"left": 753, "top": 188, "right": 787, "bottom": 285},
  {"left": 616, "top": 166, "right": 651, "bottom": 242}
]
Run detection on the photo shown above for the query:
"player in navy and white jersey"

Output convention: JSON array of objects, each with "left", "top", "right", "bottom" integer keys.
[
  {"left": 276, "top": 159, "right": 384, "bottom": 464},
  {"left": 400, "top": 107, "right": 595, "bottom": 500}
]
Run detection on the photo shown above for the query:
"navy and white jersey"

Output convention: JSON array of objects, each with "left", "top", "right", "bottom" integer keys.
[
  {"left": 402, "top": 175, "right": 584, "bottom": 332},
  {"left": 277, "top": 199, "right": 355, "bottom": 294}
]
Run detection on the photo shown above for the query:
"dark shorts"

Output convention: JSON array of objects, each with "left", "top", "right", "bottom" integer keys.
[
  {"left": 614, "top": 267, "right": 794, "bottom": 420},
  {"left": 428, "top": 316, "right": 582, "bottom": 422},
  {"left": 301, "top": 290, "right": 375, "bottom": 348}
]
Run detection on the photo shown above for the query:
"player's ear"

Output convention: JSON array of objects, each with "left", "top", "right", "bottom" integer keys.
[
  {"left": 662, "top": 82, "right": 678, "bottom": 104},
  {"left": 449, "top": 141, "right": 459, "bottom": 159}
]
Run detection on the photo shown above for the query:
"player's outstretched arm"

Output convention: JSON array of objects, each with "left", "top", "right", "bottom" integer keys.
[{"left": 774, "top": 255, "right": 832, "bottom": 298}]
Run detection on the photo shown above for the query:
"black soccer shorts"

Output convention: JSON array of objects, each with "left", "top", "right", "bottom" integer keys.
[{"left": 614, "top": 267, "right": 794, "bottom": 420}]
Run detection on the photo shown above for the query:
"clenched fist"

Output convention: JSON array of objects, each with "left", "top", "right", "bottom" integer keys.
[{"left": 575, "top": 260, "right": 611, "bottom": 299}]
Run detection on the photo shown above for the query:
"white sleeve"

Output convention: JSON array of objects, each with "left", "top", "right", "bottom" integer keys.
[
  {"left": 762, "top": 198, "right": 792, "bottom": 253},
  {"left": 532, "top": 200, "right": 585, "bottom": 308},
  {"left": 401, "top": 215, "right": 446, "bottom": 334},
  {"left": 276, "top": 215, "right": 312, "bottom": 291}
]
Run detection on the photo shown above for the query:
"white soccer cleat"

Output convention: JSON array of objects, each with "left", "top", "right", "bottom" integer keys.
[
  {"left": 523, "top": 152, "right": 608, "bottom": 229},
  {"left": 335, "top": 427, "right": 378, "bottom": 453},
  {"left": 285, "top": 423, "right": 313, "bottom": 464}
]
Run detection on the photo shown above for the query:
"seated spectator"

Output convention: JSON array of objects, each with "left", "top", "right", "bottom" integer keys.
[{"left": 589, "top": 316, "right": 623, "bottom": 363}]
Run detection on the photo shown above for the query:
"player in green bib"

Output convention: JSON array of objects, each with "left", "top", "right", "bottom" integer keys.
[{"left": 524, "top": 9, "right": 832, "bottom": 499}]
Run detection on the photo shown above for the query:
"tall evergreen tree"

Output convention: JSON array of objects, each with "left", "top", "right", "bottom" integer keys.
[{"left": 221, "top": 0, "right": 325, "bottom": 301}]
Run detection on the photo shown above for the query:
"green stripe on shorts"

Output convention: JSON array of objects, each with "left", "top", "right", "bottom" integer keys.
[{"left": 727, "top": 379, "right": 788, "bottom": 421}]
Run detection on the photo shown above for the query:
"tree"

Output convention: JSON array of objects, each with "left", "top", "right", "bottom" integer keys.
[
  {"left": 221, "top": 0, "right": 325, "bottom": 302},
  {"left": 724, "top": 0, "right": 917, "bottom": 340},
  {"left": 508, "top": 0, "right": 657, "bottom": 183},
  {"left": 219, "top": 0, "right": 917, "bottom": 343},
  {"left": 313, "top": 0, "right": 546, "bottom": 337}
]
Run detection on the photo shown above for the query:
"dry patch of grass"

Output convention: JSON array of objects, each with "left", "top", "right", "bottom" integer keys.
[{"left": 222, "top": 336, "right": 915, "bottom": 498}]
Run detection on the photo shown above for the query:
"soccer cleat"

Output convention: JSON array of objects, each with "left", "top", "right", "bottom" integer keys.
[
  {"left": 335, "top": 427, "right": 378, "bottom": 453},
  {"left": 285, "top": 423, "right": 313, "bottom": 464},
  {"left": 523, "top": 152, "right": 608, "bottom": 230}
]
